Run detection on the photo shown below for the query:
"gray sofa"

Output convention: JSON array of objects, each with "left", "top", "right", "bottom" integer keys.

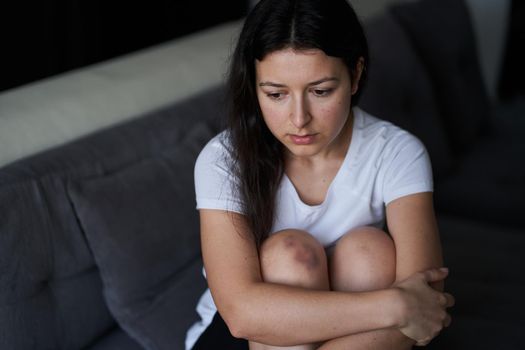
[
  {"left": 1, "top": 1, "right": 524, "bottom": 349},
  {"left": 0, "top": 20, "right": 236, "bottom": 350},
  {"left": 0, "top": 87, "right": 222, "bottom": 349}
]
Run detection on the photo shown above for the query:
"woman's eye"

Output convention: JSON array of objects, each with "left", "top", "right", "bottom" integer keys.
[
  {"left": 312, "top": 89, "right": 332, "bottom": 97},
  {"left": 267, "top": 92, "right": 284, "bottom": 100}
]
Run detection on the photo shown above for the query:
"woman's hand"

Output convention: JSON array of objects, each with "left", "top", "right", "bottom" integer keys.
[{"left": 394, "top": 267, "right": 455, "bottom": 346}]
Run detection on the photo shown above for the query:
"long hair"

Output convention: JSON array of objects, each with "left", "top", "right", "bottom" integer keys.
[{"left": 226, "top": 0, "right": 369, "bottom": 249}]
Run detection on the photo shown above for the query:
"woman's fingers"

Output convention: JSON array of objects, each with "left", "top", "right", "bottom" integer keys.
[
  {"left": 444, "top": 314, "right": 452, "bottom": 327},
  {"left": 415, "top": 313, "right": 452, "bottom": 347},
  {"left": 415, "top": 338, "right": 431, "bottom": 347},
  {"left": 396, "top": 268, "right": 455, "bottom": 344},
  {"left": 444, "top": 292, "right": 455, "bottom": 307},
  {"left": 438, "top": 292, "right": 455, "bottom": 307},
  {"left": 422, "top": 267, "right": 449, "bottom": 283}
]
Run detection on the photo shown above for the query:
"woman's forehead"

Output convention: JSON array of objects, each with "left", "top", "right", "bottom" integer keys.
[{"left": 255, "top": 48, "right": 348, "bottom": 83}]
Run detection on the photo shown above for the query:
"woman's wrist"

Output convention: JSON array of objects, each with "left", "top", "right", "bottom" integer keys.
[{"left": 385, "top": 287, "right": 407, "bottom": 330}]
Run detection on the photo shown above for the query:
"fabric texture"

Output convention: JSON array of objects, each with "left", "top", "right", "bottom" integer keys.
[
  {"left": 86, "top": 328, "right": 144, "bottom": 350},
  {"left": 187, "top": 107, "right": 434, "bottom": 349},
  {"left": 0, "top": 178, "right": 115, "bottom": 350},
  {"left": 68, "top": 123, "right": 212, "bottom": 350}
]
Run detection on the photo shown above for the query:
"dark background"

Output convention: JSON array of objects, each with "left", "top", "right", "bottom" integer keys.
[
  {"left": 0, "top": 0, "right": 249, "bottom": 93},
  {"left": 499, "top": 0, "right": 525, "bottom": 100},
  {"left": 0, "top": 0, "right": 523, "bottom": 100}
]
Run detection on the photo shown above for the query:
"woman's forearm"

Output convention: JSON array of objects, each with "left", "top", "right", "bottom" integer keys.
[
  {"left": 318, "top": 328, "right": 415, "bottom": 350},
  {"left": 225, "top": 282, "right": 402, "bottom": 346}
]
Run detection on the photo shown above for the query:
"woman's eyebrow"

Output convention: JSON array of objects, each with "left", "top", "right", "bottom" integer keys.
[
  {"left": 258, "top": 77, "right": 339, "bottom": 87},
  {"left": 308, "top": 77, "right": 339, "bottom": 86}
]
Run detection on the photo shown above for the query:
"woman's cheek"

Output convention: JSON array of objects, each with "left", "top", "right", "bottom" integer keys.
[
  {"left": 316, "top": 104, "right": 340, "bottom": 120},
  {"left": 261, "top": 104, "right": 288, "bottom": 128},
  {"left": 323, "top": 97, "right": 351, "bottom": 120}
]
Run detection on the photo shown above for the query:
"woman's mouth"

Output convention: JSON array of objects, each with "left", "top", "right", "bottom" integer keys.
[{"left": 289, "top": 134, "right": 317, "bottom": 145}]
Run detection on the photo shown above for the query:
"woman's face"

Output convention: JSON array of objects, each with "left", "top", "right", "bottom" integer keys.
[{"left": 255, "top": 48, "right": 362, "bottom": 160}]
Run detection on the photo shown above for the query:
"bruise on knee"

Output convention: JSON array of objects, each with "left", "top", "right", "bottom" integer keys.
[{"left": 283, "top": 235, "right": 320, "bottom": 270}]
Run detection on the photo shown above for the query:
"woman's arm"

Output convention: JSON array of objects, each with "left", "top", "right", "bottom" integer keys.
[
  {"left": 199, "top": 207, "right": 448, "bottom": 346},
  {"left": 318, "top": 192, "right": 452, "bottom": 350},
  {"left": 387, "top": 192, "right": 443, "bottom": 288},
  {"left": 388, "top": 192, "right": 452, "bottom": 345},
  {"left": 364, "top": 191, "right": 450, "bottom": 348}
]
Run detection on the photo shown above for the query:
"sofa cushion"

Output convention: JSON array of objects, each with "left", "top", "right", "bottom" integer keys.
[
  {"left": 86, "top": 327, "right": 144, "bottom": 350},
  {"left": 0, "top": 177, "right": 115, "bottom": 350},
  {"left": 390, "top": 0, "right": 491, "bottom": 154},
  {"left": 68, "top": 123, "right": 211, "bottom": 350},
  {"left": 426, "top": 216, "right": 525, "bottom": 349},
  {"left": 0, "top": 85, "right": 225, "bottom": 349},
  {"left": 433, "top": 132, "right": 525, "bottom": 227},
  {"left": 360, "top": 12, "right": 455, "bottom": 180}
]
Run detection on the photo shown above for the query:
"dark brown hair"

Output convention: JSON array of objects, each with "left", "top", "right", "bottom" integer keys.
[{"left": 226, "top": 0, "right": 369, "bottom": 249}]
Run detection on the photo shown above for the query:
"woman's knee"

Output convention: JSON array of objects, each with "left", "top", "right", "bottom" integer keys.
[
  {"left": 259, "top": 229, "right": 329, "bottom": 290},
  {"left": 330, "top": 226, "right": 396, "bottom": 292}
]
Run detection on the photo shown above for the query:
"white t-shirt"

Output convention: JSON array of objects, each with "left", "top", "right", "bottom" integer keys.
[{"left": 185, "top": 107, "right": 433, "bottom": 349}]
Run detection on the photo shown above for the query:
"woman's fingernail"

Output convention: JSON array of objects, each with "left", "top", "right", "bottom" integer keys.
[{"left": 440, "top": 267, "right": 449, "bottom": 273}]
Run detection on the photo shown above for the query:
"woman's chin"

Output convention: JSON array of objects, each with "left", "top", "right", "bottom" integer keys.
[{"left": 284, "top": 143, "right": 323, "bottom": 158}]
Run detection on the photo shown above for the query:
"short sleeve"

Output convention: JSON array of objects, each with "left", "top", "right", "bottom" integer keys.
[
  {"left": 194, "top": 132, "right": 244, "bottom": 213},
  {"left": 382, "top": 133, "right": 434, "bottom": 205}
]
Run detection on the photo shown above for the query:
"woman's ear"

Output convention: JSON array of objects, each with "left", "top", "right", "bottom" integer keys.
[{"left": 351, "top": 57, "right": 365, "bottom": 95}]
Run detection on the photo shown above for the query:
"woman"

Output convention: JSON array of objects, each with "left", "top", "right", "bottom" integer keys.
[{"left": 186, "top": 0, "right": 455, "bottom": 349}]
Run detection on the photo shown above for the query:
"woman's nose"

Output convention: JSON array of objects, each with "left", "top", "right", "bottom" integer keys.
[{"left": 290, "top": 95, "right": 311, "bottom": 129}]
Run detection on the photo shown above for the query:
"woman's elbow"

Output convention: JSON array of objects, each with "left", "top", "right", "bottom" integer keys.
[
  {"left": 216, "top": 294, "right": 254, "bottom": 340},
  {"left": 228, "top": 321, "right": 247, "bottom": 340},
  {"left": 220, "top": 304, "right": 251, "bottom": 339}
]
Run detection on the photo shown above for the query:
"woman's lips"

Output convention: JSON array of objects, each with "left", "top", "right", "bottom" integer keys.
[{"left": 289, "top": 134, "right": 316, "bottom": 145}]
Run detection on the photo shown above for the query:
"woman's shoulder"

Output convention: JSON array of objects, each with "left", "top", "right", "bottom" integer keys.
[
  {"left": 352, "top": 107, "right": 429, "bottom": 171},
  {"left": 354, "top": 107, "right": 424, "bottom": 149},
  {"left": 194, "top": 129, "right": 243, "bottom": 213},
  {"left": 196, "top": 130, "right": 233, "bottom": 164}
]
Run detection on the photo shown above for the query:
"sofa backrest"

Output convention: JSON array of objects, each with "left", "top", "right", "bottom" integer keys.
[
  {"left": 0, "top": 20, "right": 241, "bottom": 169},
  {"left": 359, "top": 11, "right": 455, "bottom": 180},
  {"left": 0, "top": 86, "right": 225, "bottom": 349},
  {"left": 359, "top": 0, "right": 492, "bottom": 180}
]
